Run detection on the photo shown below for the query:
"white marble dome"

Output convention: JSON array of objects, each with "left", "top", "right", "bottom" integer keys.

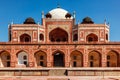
[{"left": 48, "top": 8, "right": 72, "bottom": 19}]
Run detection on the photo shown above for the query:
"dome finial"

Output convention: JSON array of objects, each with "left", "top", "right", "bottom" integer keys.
[
  {"left": 57, "top": 3, "right": 60, "bottom": 8},
  {"left": 11, "top": 20, "right": 14, "bottom": 25},
  {"left": 42, "top": 11, "right": 44, "bottom": 18},
  {"left": 73, "top": 11, "right": 76, "bottom": 19}
]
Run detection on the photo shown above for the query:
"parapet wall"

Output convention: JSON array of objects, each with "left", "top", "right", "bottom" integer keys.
[{"left": 0, "top": 68, "right": 119, "bottom": 80}]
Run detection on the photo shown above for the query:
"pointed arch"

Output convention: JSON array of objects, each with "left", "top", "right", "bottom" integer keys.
[
  {"left": 0, "top": 51, "right": 11, "bottom": 67},
  {"left": 49, "top": 28, "right": 68, "bottom": 42},
  {"left": 16, "top": 50, "right": 28, "bottom": 56},
  {"left": 86, "top": 33, "right": 98, "bottom": 42},
  {"left": 52, "top": 50, "right": 65, "bottom": 67},
  {"left": 20, "top": 33, "right": 31, "bottom": 42},
  {"left": 34, "top": 50, "right": 47, "bottom": 67},
  {"left": 70, "top": 50, "right": 83, "bottom": 67},
  {"left": 88, "top": 50, "right": 101, "bottom": 67},
  {"left": 107, "top": 50, "right": 119, "bottom": 67},
  {"left": 17, "top": 51, "right": 28, "bottom": 67}
]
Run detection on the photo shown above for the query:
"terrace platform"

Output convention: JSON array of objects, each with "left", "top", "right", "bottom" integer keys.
[{"left": 0, "top": 68, "right": 119, "bottom": 80}]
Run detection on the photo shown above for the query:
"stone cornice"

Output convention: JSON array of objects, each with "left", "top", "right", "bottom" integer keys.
[{"left": 0, "top": 42, "right": 120, "bottom": 45}]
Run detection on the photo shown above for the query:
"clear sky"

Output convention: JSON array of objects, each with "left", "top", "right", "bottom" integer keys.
[{"left": 0, "top": 0, "right": 120, "bottom": 42}]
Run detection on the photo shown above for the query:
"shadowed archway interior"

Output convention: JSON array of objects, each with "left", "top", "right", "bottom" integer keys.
[
  {"left": 70, "top": 50, "right": 83, "bottom": 67},
  {"left": 53, "top": 51, "right": 65, "bottom": 67},
  {"left": 88, "top": 51, "right": 101, "bottom": 67},
  {"left": 34, "top": 51, "right": 47, "bottom": 67},
  {"left": 0, "top": 51, "right": 10, "bottom": 67},
  {"left": 107, "top": 51, "right": 119, "bottom": 67},
  {"left": 49, "top": 28, "right": 68, "bottom": 42},
  {"left": 20, "top": 33, "right": 31, "bottom": 42},
  {"left": 86, "top": 33, "right": 98, "bottom": 42}
]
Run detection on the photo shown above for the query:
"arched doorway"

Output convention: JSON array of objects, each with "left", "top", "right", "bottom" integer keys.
[
  {"left": 107, "top": 51, "right": 119, "bottom": 67},
  {"left": 34, "top": 51, "right": 47, "bottom": 67},
  {"left": 20, "top": 33, "right": 31, "bottom": 42},
  {"left": 86, "top": 33, "right": 98, "bottom": 42},
  {"left": 0, "top": 51, "right": 11, "bottom": 67},
  {"left": 49, "top": 28, "right": 68, "bottom": 42},
  {"left": 70, "top": 50, "right": 83, "bottom": 67},
  {"left": 17, "top": 51, "right": 28, "bottom": 67},
  {"left": 88, "top": 51, "right": 101, "bottom": 67},
  {"left": 53, "top": 51, "right": 64, "bottom": 67}
]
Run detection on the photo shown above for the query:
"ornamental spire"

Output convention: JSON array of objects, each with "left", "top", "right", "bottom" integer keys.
[
  {"left": 104, "top": 18, "right": 106, "bottom": 25},
  {"left": 57, "top": 3, "right": 60, "bottom": 8},
  {"left": 73, "top": 11, "right": 76, "bottom": 19},
  {"left": 41, "top": 11, "right": 44, "bottom": 18}
]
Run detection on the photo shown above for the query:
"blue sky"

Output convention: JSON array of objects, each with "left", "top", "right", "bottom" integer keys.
[{"left": 0, "top": 0, "right": 120, "bottom": 41}]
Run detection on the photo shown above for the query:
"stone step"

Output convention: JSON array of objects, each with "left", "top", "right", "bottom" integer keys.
[
  {"left": 0, "top": 76, "right": 119, "bottom": 80},
  {"left": 49, "top": 69, "right": 67, "bottom": 76}
]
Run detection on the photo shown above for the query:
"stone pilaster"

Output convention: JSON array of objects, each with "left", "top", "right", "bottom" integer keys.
[
  {"left": 28, "top": 47, "right": 34, "bottom": 67},
  {"left": 83, "top": 48, "right": 88, "bottom": 67},
  {"left": 102, "top": 48, "right": 107, "bottom": 67},
  {"left": 10, "top": 46, "right": 16, "bottom": 67}
]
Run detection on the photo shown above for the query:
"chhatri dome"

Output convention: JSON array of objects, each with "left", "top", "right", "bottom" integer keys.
[{"left": 45, "top": 6, "right": 73, "bottom": 19}]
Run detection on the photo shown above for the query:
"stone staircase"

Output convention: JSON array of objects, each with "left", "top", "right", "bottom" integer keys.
[{"left": 49, "top": 69, "right": 67, "bottom": 76}]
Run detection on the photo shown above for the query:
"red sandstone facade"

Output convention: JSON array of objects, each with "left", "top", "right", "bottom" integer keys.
[{"left": 0, "top": 7, "right": 120, "bottom": 80}]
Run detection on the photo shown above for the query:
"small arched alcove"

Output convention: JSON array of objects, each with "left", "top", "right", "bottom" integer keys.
[
  {"left": 70, "top": 50, "right": 83, "bottom": 67},
  {"left": 86, "top": 33, "right": 98, "bottom": 42},
  {"left": 34, "top": 51, "right": 47, "bottom": 67},
  {"left": 0, "top": 51, "right": 11, "bottom": 67},
  {"left": 88, "top": 51, "right": 101, "bottom": 67},
  {"left": 20, "top": 33, "right": 31, "bottom": 42}
]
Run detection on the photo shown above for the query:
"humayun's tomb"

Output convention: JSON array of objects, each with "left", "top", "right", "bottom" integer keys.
[{"left": 0, "top": 6, "right": 119, "bottom": 80}]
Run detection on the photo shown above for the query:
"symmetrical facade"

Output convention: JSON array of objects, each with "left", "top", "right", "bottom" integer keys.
[{"left": 0, "top": 7, "right": 120, "bottom": 80}]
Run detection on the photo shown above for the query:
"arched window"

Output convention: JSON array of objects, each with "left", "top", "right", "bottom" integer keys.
[
  {"left": 40, "top": 56, "right": 44, "bottom": 60},
  {"left": 86, "top": 33, "right": 98, "bottom": 42},
  {"left": 20, "top": 34, "right": 31, "bottom": 42},
  {"left": 90, "top": 56, "right": 94, "bottom": 60},
  {"left": 40, "top": 34, "right": 44, "bottom": 41},
  {"left": 73, "top": 56, "right": 77, "bottom": 60},
  {"left": 7, "top": 55, "right": 10, "bottom": 60},
  {"left": 107, "top": 55, "right": 110, "bottom": 60},
  {"left": 23, "top": 55, "right": 27, "bottom": 60},
  {"left": 73, "top": 34, "right": 78, "bottom": 41}
]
